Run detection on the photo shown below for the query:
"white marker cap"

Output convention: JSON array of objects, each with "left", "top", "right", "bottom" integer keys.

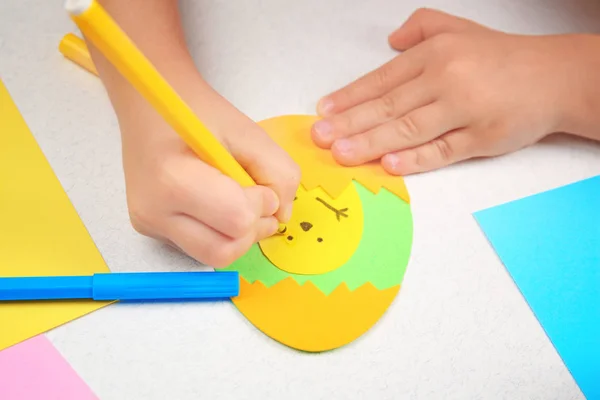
[{"left": 64, "top": 0, "right": 92, "bottom": 15}]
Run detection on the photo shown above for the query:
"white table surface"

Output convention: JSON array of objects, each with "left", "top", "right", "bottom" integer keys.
[{"left": 1, "top": 0, "right": 600, "bottom": 399}]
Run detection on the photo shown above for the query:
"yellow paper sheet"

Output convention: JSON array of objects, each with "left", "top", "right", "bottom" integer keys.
[{"left": 0, "top": 80, "right": 111, "bottom": 351}]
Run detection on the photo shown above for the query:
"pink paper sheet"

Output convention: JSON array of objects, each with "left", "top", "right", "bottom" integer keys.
[{"left": 0, "top": 335, "right": 98, "bottom": 400}]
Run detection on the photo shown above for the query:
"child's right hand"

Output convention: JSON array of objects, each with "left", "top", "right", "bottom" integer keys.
[
  {"left": 87, "top": 0, "right": 300, "bottom": 267},
  {"left": 85, "top": 0, "right": 300, "bottom": 268},
  {"left": 118, "top": 85, "right": 300, "bottom": 268}
]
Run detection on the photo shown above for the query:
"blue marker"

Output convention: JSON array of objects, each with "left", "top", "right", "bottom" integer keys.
[{"left": 0, "top": 272, "right": 239, "bottom": 301}]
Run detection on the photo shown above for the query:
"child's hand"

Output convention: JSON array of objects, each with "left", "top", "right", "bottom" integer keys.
[
  {"left": 120, "top": 87, "right": 300, "bottom": 268},
  {"left": 311, "top": 8, "right": 592, "bottom": 174},
  {"left": 88, "top": 0, "right": 300, "bottom": 268}
]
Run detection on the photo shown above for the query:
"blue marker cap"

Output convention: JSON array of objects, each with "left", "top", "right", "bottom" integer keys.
[{"left": 0, "top": 272, "right": 239, "bottom": 302}]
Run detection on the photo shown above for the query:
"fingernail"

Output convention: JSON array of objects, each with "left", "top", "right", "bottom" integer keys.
[
  {"left": 317, "top": 98, "right": 335, "bottom": 116},
  {"left": 269, "top": 219, "right": 280, "bottom": 236},
  {"left": 383, "top": 153, "right": 401, "bottom": 171},
  {"left": 312, "top": 120, "right": 332, "bottom": 142},
  {"left": 282, "top": 203, "right": 294, "bottom": 222},
  {"left": 266, "top": 192, "right": 280, "bottom": 215},
  {"left": 333, "top": 138, "right": 353, "bottom": 157}
]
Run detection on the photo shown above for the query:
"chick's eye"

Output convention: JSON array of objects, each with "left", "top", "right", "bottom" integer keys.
[{"left": 317, "top": 238, "right": 323, "bottom": 243}]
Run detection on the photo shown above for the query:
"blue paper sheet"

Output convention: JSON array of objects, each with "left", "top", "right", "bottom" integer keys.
[{"left": 474, "top": 175, "right": 600, "bottom": 400}]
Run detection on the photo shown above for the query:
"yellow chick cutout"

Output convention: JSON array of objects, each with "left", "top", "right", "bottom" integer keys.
[
  {"left": 260, "top": 183, "right": 364, "bottom": 275},
  {"left": 55, "top": 34, "right": 414, "bottom": 353}
]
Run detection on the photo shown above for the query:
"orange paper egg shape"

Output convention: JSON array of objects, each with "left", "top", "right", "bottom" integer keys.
[{"left": 221, "top": 115, "right": 413, "bottom": 352}]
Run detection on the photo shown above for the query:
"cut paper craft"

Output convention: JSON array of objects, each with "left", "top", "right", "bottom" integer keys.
[
  {"left": 230, "top": 183, "right": 412, "bottom": 295},
  {"left": 474, "top": 175, "right": 600, "bottom": 400},
  {"left": 54, "top": 43, "right": 415, "bottom": 352},
  {"left": 0, "top": 335, "right": 98, "bottom": 400},
  {"left": 0, "top": 80, "right": 111, "bottom": 351},
  {"left": 234, "top": 278, "right": 400, "bottom": 352},
  {"left": 259, "top": 182, "right": 364, "bottom": 275},
  {"left": 259, "top": 115, "right": 411, "bottom": 203},
  {"left": 223, "top": 115, "right": 413, "bottom": 352}
]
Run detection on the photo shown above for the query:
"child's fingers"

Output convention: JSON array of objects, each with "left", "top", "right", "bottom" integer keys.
[
  {"left": 388, "top": 8, "right": 476, "bottom": 51},
  {"left": 173, "top": 157, "right": 268, "bottom": 240},
  {"left": 330, "top": 102, "right": 466, "bottom": 166},
  {"left": 226, "top": 125, "right": 301, "bottom": 223},
  {"left": 380, "top": 129, "right": 476, "bottom": 175},
  {"left": 243, "top": 186, "right": 280, "bottom": 217},
  {"left": 315, "top": 47, "right": 425, "bottom": 118},
  {"left": 168, "top": 214, "right": 244, "bottom": 268},
  {"left": 254, "top": 216, "right": 280, "bottom": 241},
  {"left": 168, "top": 214, "right": 276, "bottom": 268},
  {"left": 312, "top": 77, "right": 433, "bottom": 148}
]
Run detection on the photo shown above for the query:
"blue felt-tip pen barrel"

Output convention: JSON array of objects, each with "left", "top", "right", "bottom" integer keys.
[{"left": 0, "top": 272, "right": 239, "bottom": 301}]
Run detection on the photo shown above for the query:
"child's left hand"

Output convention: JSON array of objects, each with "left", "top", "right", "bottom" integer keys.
[{"left": 311, "top": 8, "right": 595, "bottom": 175}]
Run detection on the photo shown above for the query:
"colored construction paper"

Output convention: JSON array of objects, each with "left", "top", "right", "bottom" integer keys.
[
  {"left": 259, "top": 182, "right": 364, "bottom": 275},
  {"left": 0, "top": 335, "right": 98, "bottom": 400},
  {"left": 259, "top": 115, "right": 411, "bottom": 203},
  {"left": 233, "top": 277, "right": 400, "bottom": 352},
  {"left": 0, "top": 80, "right": 111, "bottom": 351},
  {"left": 227, "top": 182, "right": 412, "bottom": 295},
  {"left": 474, "top": 176, "right": 600, "bottom": 400},
  {"left": 222, "top": 115, "right": 413, "bottom": 352}
]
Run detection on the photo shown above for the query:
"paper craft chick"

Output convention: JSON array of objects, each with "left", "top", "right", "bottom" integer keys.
[{"left": 222, "top": 115, "right": 413, "bottom": 352}]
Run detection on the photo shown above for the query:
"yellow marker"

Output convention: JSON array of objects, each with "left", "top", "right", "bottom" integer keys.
[
  {"left": 64, "top": 0, "right": 287, "bottom": 233},
  {"left": 58, "top": 33, "right": 97, "bottom": 75}
]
